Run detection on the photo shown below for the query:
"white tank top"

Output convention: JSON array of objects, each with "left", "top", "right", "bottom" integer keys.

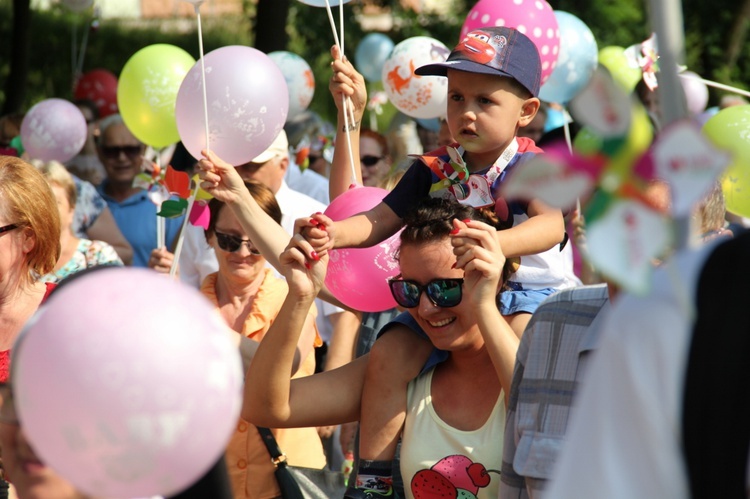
[{"left": 400, "top": 367, "right": 506, "bottom": 499}]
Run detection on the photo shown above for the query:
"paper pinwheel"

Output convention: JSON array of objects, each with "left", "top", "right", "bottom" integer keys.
[
  {"left": 134, "top": 163, "right": 213, "bottom": 231},
  {"left": 500, "top": 67, "right": 731, "bottom": 294}
]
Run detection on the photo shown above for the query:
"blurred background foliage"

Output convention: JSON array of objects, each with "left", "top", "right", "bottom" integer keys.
[{"left": 0, "top": 0, "right": 747, "bottom": 125}]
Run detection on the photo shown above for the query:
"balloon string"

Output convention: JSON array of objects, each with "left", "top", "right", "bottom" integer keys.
[
  {"left": 678, "top": 73, "right": 750, "bottom": 99},
  {"left": 71, "top": 19, "right": 77, "bottom": 86},
  {"left": 170, "top": 1, "right": 207, "bottom": 279},
  {"left": 324, "top": 0, "right": 358, "bottom": 184},
  {"left": 195, "top": 4, "right": 210, "bottom": 153},
  {"left": 76, "top": 17, "right": 90, "bottom": 80},
  {"left": 156, "top": 151, "right": 165, "bottom": 250}
]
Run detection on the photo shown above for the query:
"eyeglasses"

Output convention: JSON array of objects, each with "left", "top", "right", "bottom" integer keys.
[
  {"left": 215, "top": 231, "right": 262, "bottom": 255},
  {"left": 101, "top": 145, "right": 142, "bottom": 160},
  {"left": 388, "top": 278, "right": 464, "bottom": 308},
  {"left": 0, "top": 383, "right": 17, "bottom": 425},
  {"left": 360, "top": 155, "right": 383, "bottom": 167},
  {"left": 0, "top": 224, "right": 19, "bottom": 236}
]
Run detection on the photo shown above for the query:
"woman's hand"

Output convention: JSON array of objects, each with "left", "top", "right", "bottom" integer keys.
[
  {"left": 197, "top": 149, "right": 247, "bottom": 204},
  {"left": 279, "top": 234, "right": 329, "bottom": 300},
  {"left": 451, "top": 219, "right": 506, "bottom": 310},
  {"left": 148, "top": 247, "right": 177, "bottom": 276},
  {"left": 294, "top": 212, "right": 336, "bottom": 254},
  {"left": 329, "top": 46, "right": 367, "bottom": 124}
]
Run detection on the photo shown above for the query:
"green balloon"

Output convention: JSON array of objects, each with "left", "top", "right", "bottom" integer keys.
[
  {"left": 117, "top": 44, "right": 196, "bottom": 149},
  {"left": 703, "top": 104, "right": 750, "bottom": 218},
  {"left": 598, "top": 46, "right": 642, "bottom": 92}
]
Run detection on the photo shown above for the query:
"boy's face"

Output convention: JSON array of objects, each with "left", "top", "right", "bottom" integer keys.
[{"left": 446, "top": 69, "right": 539, "bottom": 170}]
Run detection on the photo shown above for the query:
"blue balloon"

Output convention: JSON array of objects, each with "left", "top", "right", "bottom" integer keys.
[
  {"left": 355, "top": 33, "right": 395, "bottom": 83},
  {"left": 539, "top": 11, "right": 598, "bottom": 104}
]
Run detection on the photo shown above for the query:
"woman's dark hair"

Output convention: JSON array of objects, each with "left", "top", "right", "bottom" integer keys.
[
  {"left": 205, "top": 180, "right": 282, "bottom": 242},
  {"left": 398, "top": 197, "right": 516, "bottom": 285}
]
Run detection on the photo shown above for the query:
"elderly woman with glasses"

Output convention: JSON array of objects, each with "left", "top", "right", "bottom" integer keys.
[
  {"left": 151, "top": 179, "right": 327, "bottom": 499},
  {"left": 244, "top": 197, "right": 519, "bottom": 499}
]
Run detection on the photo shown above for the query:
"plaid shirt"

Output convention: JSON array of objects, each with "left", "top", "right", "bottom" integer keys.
[{"left": 500, "top": 285, "right": 610, "bottom": 499}]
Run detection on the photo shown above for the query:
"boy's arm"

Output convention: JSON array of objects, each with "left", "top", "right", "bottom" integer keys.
[
  {"left": 330, "top": 201, "right": 403, "bottom": 249},
  {"left": 496, "top": 198, "right": 566, "bottom": 258}
]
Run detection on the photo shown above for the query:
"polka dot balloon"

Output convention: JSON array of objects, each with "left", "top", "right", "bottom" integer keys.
[{"left": 461, "top": 0, "right": 560, "bottom": 84}]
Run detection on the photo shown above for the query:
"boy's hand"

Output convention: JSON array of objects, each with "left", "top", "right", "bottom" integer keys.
[
  {"left": 451, "top": 219, "right": 506, "bottom": 309},
  {"left": 148, "top": 247, "right": 177, "bottom": 276},
  {"left": 329, "top": 46, "right": 367, "bottom": 124},
  {"left": 294, "top": 212, "right": 336, "bottom": 254},
  {"left": 197, "top": 149, "right": 247, "bottom": 204}
]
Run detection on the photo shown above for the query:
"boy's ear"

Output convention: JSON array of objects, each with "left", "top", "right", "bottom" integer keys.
[{"left": 518, "top": 97, "right": 541, "bottom": 127}]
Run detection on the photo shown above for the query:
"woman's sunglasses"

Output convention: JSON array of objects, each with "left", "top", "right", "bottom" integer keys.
[
  {"left": 360, "top": 155, "right": 383, "bottom": 167},
  {"left": 388, "top": 278, "right": 464, "bottom": 308},
  {"left": 215, "top": 231, "right": 262, "bottom": 255},
  {"left": 101, "top": 145, "right": 142, "bottom": 160}
]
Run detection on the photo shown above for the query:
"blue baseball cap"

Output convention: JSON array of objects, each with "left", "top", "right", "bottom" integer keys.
[{"left": 415, "top": 27, "right": 542, "bottom": 97}]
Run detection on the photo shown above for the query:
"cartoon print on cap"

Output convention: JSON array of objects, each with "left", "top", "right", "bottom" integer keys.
[{"left": 455, "top": 30, "right": 508, "bottom": 68}]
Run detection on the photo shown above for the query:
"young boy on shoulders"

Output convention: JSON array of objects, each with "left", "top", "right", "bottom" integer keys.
[{"left": 304, "top": 26, "right": 577, "bottom": 499}]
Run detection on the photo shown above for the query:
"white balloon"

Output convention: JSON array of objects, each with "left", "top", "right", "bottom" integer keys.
[
  {"left": 381, "top": 36, "right": 450, "bottom": 120},
  {"left": 269, "top": 51, "right": 315, "bottom": 121}
]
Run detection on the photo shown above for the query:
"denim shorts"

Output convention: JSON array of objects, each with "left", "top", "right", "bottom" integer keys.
[{"left": 379, "top": 283, "right": 559, "bottom": 373}]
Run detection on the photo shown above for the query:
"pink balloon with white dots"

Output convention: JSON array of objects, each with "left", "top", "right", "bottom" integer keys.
[{"left": 461, "top": 0, "right": 560, "bottom": 85}]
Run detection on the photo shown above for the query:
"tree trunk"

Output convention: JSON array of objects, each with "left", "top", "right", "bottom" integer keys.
[
  {"left": 253, "top": 0, "right": 290, "bottom": 53},
  {"left": 725, "top": 0, "right": 750, "bottom": 70},
  {"left": 3, "top": 0, "right": 31, "bottom": 115}
]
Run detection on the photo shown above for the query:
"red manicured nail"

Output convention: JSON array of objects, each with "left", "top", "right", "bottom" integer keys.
[
  {"left": 309, "top": 218, "right": 317, "bottom": 225},
  {"left": 318, "top": 223, "right": 327, "bottom": 231},
  {"left": 314, "top": 212, "right": 323, "bottom": 215},
  {"left": 304, "top": 261, "right": 311, "bottom": 270},
  {"left": 311, "top": 251, "right": 320, "bottom": 261},
  {"left": 462, "top": 218, "right": 471, "bottom": 223},
  {"left": 450, "top": 227, "right": 460, "bottom": 235}
]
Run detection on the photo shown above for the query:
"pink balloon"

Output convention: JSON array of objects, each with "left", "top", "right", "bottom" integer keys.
[
  {"left": 461, "top": 0, "right": 559, "bottom": 85},
  {"left": 14, "top": 267, "right": 243, "bottom": 498},
  {"left": 20, "top": 98, "right": 87, "bottom": 163},
  {"left": 679, "top": 71, "right": 709, "bottom": 116},
  {"left": 176, "top": 45, "right": 289, "bottom": 166},
  {"left": 324, "top": 185, "right": 400, "bottom": 312}
]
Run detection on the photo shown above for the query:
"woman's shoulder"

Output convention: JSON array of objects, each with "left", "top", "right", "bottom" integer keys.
[{"left": 79, "top": 239, "right": 124, "bottom": 266}]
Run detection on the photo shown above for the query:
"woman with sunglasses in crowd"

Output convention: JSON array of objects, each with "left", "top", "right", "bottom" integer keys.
[
  {"left": 191, "top": 179, "right": 326, "bottom": 499},
  {"left": 359, "top": 129, "right": 393, "bottom": 188},
  {"left": 244, "top": 196, "right": 519, "bottom": 499}
]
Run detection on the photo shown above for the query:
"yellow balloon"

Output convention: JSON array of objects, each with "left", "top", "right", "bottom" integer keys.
[
  {"left": 703, "top": 105, "right": 750, "bottom": 218},
  {"left": 118, "top": 44, "right": 196, "bottom": 149},
  {"left": 598, "top": 46, "right": 642, "bottom": 92}
]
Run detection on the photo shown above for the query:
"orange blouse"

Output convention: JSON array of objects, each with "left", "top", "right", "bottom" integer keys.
[{"left": 201, "top": 270, "right": 325, "bottom": 499}]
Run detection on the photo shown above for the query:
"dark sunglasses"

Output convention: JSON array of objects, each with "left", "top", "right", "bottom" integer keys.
[
  {"left": 388, "top": 278, "right": 464, "bottom": 308},
  {"left": 215, "top": 231, "right": 262, "bottom": 255},
  {"left": 102, "top": 145, "right": 142, "bottom": 160},
  {"left": 360, "top": 155, "right": 383, "bottom": 167},
  {"left": 0, "top": 224, "right": 19, "bottom": 236}
]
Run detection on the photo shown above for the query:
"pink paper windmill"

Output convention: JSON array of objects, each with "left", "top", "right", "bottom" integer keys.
[
  {"left": 500, "top": 67, "right": 731, "bottom": 294},
  {"left": 136, "top": 163, "right": 212, "bottom": 230}
]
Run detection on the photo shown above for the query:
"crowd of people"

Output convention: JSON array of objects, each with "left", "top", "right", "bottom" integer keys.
[{"left": 0, "top": 21, "right": 748, "bottom": 499}]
